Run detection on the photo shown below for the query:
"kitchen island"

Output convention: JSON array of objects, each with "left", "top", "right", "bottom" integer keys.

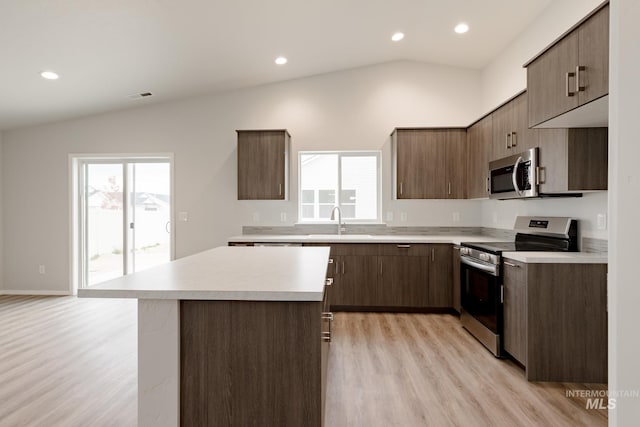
[{"left": 79, "top": 246, "right": 331, "bottom": 427}]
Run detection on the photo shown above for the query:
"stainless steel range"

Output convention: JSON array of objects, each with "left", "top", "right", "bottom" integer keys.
[{"left": 459, "top": 216, "right": 578, "bottom": 357}]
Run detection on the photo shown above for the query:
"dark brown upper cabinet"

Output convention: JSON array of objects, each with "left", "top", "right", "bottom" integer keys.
[
  {"left": 237, "top": 129, "right": 290, "bottom": 200},
  {"left": 392, "top": 128, "right": 467, "bottom": 200},
  {"left": 526, "top": 3, "right": 609, "bottom": 128},
  {"left": 537, "top": 127, "right": 608, "bottom": 193},
  {"left": 467, "top": 115, "right": 492, "bottom": 199},
  {"left": 491, "top": 92, "right": 537, "bottom": 161}
]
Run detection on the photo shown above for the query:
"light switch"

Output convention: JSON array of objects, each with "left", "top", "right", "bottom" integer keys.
[
  {"left": 179, "top": 211, "right": 189, "bottom": 222},
  {"left": 280, "top": 212, "right": 287, "bottom": 222}
]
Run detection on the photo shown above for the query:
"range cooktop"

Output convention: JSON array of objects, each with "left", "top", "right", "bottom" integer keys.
[{"left": 461, "top": 239, "right": 574, "bottom": 255}]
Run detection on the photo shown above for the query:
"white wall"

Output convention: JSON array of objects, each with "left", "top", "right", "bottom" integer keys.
[
  {"left": 609, "top": 0, "right": 640, "bottom": 424},
  {"left": 478, "top": 0, "right": 608, "bottom": 241},
  {"left": 2, "top": 61, "right": 482, "bottom": 292}
]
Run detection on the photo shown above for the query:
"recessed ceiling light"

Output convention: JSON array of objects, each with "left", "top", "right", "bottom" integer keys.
[
  {"left": 454, "top": 23, "right": 469, "bottom": 34},
  {"left": 275, "top": 56, "right": 288, "bottom": 65},
  {"left": 40, "top": 71, "right": 59, "bottom": 80},
  {"left": 391, "top": 32, "right": 405, "bottom": 42}
]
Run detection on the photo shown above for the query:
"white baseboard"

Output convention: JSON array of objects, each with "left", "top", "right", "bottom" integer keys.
[{"left": 1, "top": 289, "right": 71, "bottom": 296}]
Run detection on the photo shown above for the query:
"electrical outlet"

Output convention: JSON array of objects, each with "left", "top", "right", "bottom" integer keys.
[
  {"left": 400, "top": 212, "right": 407, "bottom": 222},
  {"left": 452, "top": 212, "right": 460, "bottom": 222},
  {"left": 252, "top": 212, "right": 260, "bottom": 222},
  {"left": 280, "top": 212, "right": 287, "bottom": 222},
  {"left": 386, "top": 211, "right": 394, "bottom": 222},
  {"left": 597, "top": 214, "right": 607, "bottom": 230},
  {"left": 179, "top": 211, "right": 189, "bottom": 222},
  {"left": 39, "top": 265, "right": 46, "bottom": 275}
]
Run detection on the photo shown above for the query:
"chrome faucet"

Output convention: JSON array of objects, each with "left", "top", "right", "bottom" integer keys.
[{"left": 330, "top": 206, "right": 345, "bottom": 235}]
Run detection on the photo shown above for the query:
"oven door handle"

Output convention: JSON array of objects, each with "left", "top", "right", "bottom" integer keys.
[
  {"left": 512, "top": 156, "right": 524, "bottom": 196},
  {"left": 460, "top": 255, "right": 499, "bottom": 276}
]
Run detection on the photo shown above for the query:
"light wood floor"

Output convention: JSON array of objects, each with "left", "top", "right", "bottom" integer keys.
[{"left": 0, "top": 297, "right": 607, "bottom": 427}]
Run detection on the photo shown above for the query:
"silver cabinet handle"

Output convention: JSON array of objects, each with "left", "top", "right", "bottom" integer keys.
[
  {"left": 576, "top": 65, "right": 585, "bottom": 92},
  {"left": 566, "top": 71, "right": 576, "bottom": 97},
  {"left": 325, "top": 278, "right": 333, "bottom": 286},
  {"left": 486, "top": 176, "right": 490, "bottom": 193},
  {"left": 399, "top": 182, "right": 403, "bottom": 196},
  {"left": 321, "top": 312, "right": 333, "bottom": 342},
  {"left": 342, "top": 261, "right": 345, "bottom": 275},
  {"left": 505, "top": 133, "right": 511, "bottom": 149},
  {"left": 500, "top": 285, "right": 504, "bottom": 304},
  {"left": 397, "top": 244, "right": 411, "bottom": 248},
  {"left": 379, "top": 259, "right": 383, "bottom": 276},
  {"left": 448, "top": 181, "right": 452, "bottom": 195},
  {"left": 431, "top": 248, "right": 435, "bottom": 262},
  {"left": 511, "top": 131, "right": 517, "bottom": 147},
  {"left": 279, "top": 183, "right": 282, "bottom": 196},
  {"left": 504, "top": 261, "right": 520, "bottom": 268},
  {"left": 335, "top": 260, "right": 339, "bottom": 275},
  {"left": 536, "top": 166, "right": 546, "bottom": 184}
]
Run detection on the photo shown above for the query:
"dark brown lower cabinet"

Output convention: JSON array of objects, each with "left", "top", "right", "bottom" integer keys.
[
  {"left": 377, "top": 255, "right": 428, "bottom": 307},
  {"left": 427, "top": 244, "right": 453, "bottom": 307},
  {"left": 503, "top": 260, "right": 527, "bottom": 365},
  {"left": 501, "top": 259, "right": 607, "bottom": 383},
  {"left": 180, "top": 299, "right": 325, "bottom": 426},
  {"left": 452, "top": 246, "right": 461, "bottom": 313},
  {"left": 302, "top": 242, "right": 454, "bottom": 310}
]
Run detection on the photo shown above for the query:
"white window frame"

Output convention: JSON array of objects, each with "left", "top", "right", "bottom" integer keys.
[{"left": 297, "top": 150, "right": 382, "bottom": 224}]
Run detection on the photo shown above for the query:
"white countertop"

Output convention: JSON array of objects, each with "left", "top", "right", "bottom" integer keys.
[
  {"left": 228, "top": 234, "right": 507, "bottom": 246},
  {"left": 78, "top": 246, "right": 330, "bottom": 301},
  {"left": 228, "top": 234, "right": 608, "bottom": 264},
  {"left": 503, "top": 251, "right": 608, "bottom": 264}
]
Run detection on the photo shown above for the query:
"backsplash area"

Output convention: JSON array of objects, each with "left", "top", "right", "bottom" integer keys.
[{"left": 242, "top": 225, "right": 483, "bottom": 236}]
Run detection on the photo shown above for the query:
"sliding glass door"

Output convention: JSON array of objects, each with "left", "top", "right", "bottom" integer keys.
[{"left": 78, "top": 158, "right": 172, "bottom": 287}]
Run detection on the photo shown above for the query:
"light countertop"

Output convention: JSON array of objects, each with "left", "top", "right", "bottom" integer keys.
[
  {"left": 228, "top": 234, "right": 608, "bottom": 264},
  {"left": 78, "top": 246, "right": 330, "bottom": 301},
  {"left": 228, "top": 234, "right": 507, "bottom": 246},
  {"left": 504, "top": 251, "right": 608, "bottom": 264}
]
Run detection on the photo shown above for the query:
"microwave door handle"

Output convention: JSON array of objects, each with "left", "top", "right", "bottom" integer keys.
[{"left": 512, "top": 156, "right": 524, "bottom": 196}]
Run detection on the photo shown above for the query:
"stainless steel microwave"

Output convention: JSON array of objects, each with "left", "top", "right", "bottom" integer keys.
[{"left": 489, "top": 148, "right": 538, "bottom": 199}]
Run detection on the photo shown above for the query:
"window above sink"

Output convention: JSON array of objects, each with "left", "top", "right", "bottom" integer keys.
[{"left": 298, "top": 151, "right": 381, "bottom": 223}]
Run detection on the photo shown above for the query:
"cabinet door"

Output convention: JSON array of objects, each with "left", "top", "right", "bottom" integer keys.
[
  {"left": 427, "top": 245, "right": 453, "bottom": 307},
  {"left": 527, "top": 32, "right": 580, "bottom": 127},
  {"left": 336, "top": 255, "right": 379, "bottom": 306},
  {"left": 378, "top": 256, "right": 428, "bottom": 307},
  {"left": 445, "top": 130, "right": 467, "bottom": 199},
  {"left": 578, "top": 5, "right": 609, "bottom": 106},
  {"left": 237, "top": 131, "right": 286, "bottom": 200},
  {"left": 537, "top": 129, "right": 569, "bottom": 194},
  {"left": 491, "top": 102, "right": 513, "bottom": 161},
  {"left": 510, "top": 93, "right": 538, "bottom": 153},
  {"left": 395, "top": 130, "right": 447, "bottom": 199},
  {"left": 503, "top": 260, "right": 527, "bottom": 365},
  {"left": 452, "top": 247, "right": 461, "bottom": 313},
  {"left": 467, "top": 115, "right": 492, "bottom": 199}
]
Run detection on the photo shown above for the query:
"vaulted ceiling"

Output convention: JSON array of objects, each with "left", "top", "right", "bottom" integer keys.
[{"left": 0, "top": 0, "right": 552, "bottom": 130}]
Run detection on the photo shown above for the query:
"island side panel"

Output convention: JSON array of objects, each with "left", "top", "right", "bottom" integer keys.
[
  {"left": 138, "top": 299, "right": 180, "bottom": 427},
  {"left": 180, "top": 300, "right": 322, "bottom": 426},
  {"left": 526, "top": 263, "right": 608, "bottom": 383}
]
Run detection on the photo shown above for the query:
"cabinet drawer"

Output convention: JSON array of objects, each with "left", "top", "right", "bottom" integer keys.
[
  {"left": 379, "top": 243, "right": 430, "bottom": 257},
  {"left": 331, "top": 243, "right": 379, "bottom": 256},
  {"left": 503, "top": 259, "right": 526, "bottom": 283}
]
